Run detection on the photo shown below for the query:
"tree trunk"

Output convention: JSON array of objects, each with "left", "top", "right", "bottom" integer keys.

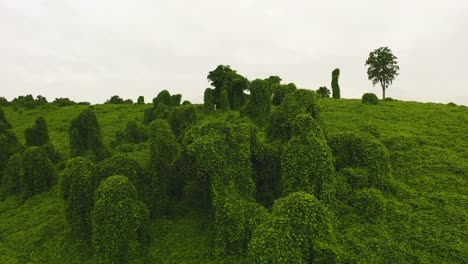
[{"left": 382, "top": 85, "right": 386, "bottom": 99}]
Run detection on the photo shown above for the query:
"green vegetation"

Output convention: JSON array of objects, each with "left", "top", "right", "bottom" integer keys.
[
  {"left": 331, "top": 68, "right": 341, "bottom": 99},
  {"left": 365, "top": 47, "right": 400, "bottom": 99},
  {"left": 361, "top": 92, "right": 379, "bottom": 105},
  {"left": 0, "top": 67, "right": 467, "bottom": 263}
]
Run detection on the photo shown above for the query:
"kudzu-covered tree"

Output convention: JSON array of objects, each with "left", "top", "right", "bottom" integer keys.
[
  {"left": 268, "top": 89, "right": 322, "bottom": 142},
  {"left": 69, "top": 109, "right": 110, "bottom": 161},
  {"left": 25, "top": 116, "right": 50, "bottom": 146},
  {"left": 144, "top": 90, "right": 182, "bottom": 124},
  {"left": 21, "top": 146, "right": 55, "bottom": 200},
  {"left": 187, "top": 120, "right": 260, "bottom": 254},
  {"left": 272, "top": 83, "right": 297, "bottom": 106},
  {"left": 281, "top": 132, "right": 335, "bottom": 201},
  {"left": 248, "top": 192, "right": 339, "bottom": 263},
  {"left": 92, "top": 175, "right": 147, "bottom": 263},
  {"left": 137, "top": 96, "right": 145, "bottom": 104},
  {"left": 105, "top": 95, "right": 124, "bottom": 104},
  {"left": 331, "top": 68, "right": 341, "bottom": 99},
  {"left": 219, "top": 89, "right": 230, "bottom": 111},
  {"left": 167, "top": 104, "right": 197, "bottom": 139},
  {"left": 203, "top": 88, "right": 214, "bottom": 111},
  {"left": 62, "top": 157, "right": 95, "bottom": 240},
  {"left": 95, "top": 154, "right": 145, "bottom": 199},
  {"left": 207, "top": 65, "right": 248, "bottom": 109},
  {"left": 0, "top": 113, "right": 23, "bottom": 175},
  {"left": 148, "top": 119, "right": 179, "bottom": 215},
  {"left": 241, "top": 79, "right": 271, "bottom": 126}
]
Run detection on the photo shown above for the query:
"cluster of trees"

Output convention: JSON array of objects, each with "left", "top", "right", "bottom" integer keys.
[{"left": 0, "top": 54, "right": 400, "bottom": 262}]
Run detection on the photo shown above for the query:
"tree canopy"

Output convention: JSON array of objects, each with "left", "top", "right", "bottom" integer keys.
[{"left": 365, "top": 47, "right": 400, "bottom": 99}]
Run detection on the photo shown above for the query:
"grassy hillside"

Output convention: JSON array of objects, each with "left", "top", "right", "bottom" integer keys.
[{"left": 1, "top": 99, "right": 467, "bottom": 263}]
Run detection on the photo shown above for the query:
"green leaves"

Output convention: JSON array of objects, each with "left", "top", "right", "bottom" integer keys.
[{"left": 365, "top": 47, "right": 399, "bottom": 99}]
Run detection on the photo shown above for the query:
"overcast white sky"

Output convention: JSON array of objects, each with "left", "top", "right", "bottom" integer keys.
[{"left": 1, "top": 0, "right": 467, "bottom": 105}]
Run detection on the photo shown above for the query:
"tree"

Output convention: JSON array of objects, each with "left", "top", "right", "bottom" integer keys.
[
  {"left": 105, "top": 95, "right": 124, "bottom": 104},
  {"left": 240, "top": 79, "right": 271, "bottom": 126},
  {"left": 25, "top": 116, "right": 50, "bottom": 146},
  {"left": 137, "top": 96, "right": 145, "bottom": 104},
  {"left": 365, "top": 47, "right": 400, "bottom": 99},
  {"left": 317, "top": 86, "right": 330, "bottom": 99},
  {"left": 331, "top": 69, "right": 341, "bottom": 99},
  {"left": 21, "top": 146, "right": 56, "bottom": 200}
]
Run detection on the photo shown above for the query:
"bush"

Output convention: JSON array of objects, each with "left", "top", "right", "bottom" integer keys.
[
  {"left": 12, "top": 95, "right": 36, "bottom": 109},
  {"left": 69, "top": 109, "right": 110, "bottom": 161},
  {"left": 92, "top": 175, "right": 147, "bottom": 263},
  {"left": 383, "top": 97, "right": 395, "bottom": 102},
  {"left": 352, "top": 188, "right": 387, "bottom": 223},
  {"left": 137, "top": 96, "right": 145, "bottom": 104},
  {"left": 281, "top": 132, "right": 335, "bottom": 201},
  {"left": 21, "top": 146, "right": 56, "bottom": 200},
  {"left": 362, "top": 93, "right": 379, "bottom": 105},
  {"left": 124, "top": 99, "right": 133, "bottom": 104},
  {"left": 25, "top": 116, "right": 50, "bottom": 146},
  {"left": 62, "top": 157, "right": 95, "bottom": 240},
  {"left": 0, "top": 107, "right": 12, "bottom": 129},
  {"left": 248, "top": 192, "right": 339, "bottom": 263},
  {"left": 317, "top": 86, "right": 331, "bottom": 98}
]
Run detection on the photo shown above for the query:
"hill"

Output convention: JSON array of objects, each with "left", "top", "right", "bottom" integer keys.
[{"left": 0, "top": 97, "right": 467, "bottom": 263}]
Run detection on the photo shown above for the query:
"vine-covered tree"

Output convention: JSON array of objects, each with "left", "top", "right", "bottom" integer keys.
[
  {"left": 21, "top": 146, "right": 56, "bottom": 200},
  {"left": 241, "top": 79, "right": 271, "bottom": 126},
  {"left": 317, "top": 86, "right": 331, "bottom": 99},
  {"left": 92, "top": 175, "right": 147, "bottom": 263},
  {"left": 272, "top": 83, "right": 297, "bottom": 106},
  {"left": 203, "top": 88, "right": 214, "bottom": 111},
  {"left": 331, "top": 68, "right": 341, "bottom": 99},
  {"left": 137, "top": 96, "right": 145, "bottom": 104},
  {"left": 207, "top": 65, "right": 248, "bottom": 110},
  {"left": 69, "top": 109, "right": 110, "bottom": 161},
  {"left": 0, "top": 107, "right": 12, "bottom": 129},
  {"left": 62, "top": 157, "right": 95, "bottom": 240},
  {"left": 25, "top": 116, "right": 50, "bottom": 146},
  {"left": 365, "top": 47, "right": 400, "bottom": 99}
]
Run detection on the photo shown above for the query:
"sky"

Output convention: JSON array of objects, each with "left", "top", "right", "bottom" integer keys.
[{"left": 1, "top": 0, "right": 467, "bottom": 105}]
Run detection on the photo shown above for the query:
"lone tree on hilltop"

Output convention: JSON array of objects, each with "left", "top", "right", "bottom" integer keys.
[{"left": 365, "top": 47, "right": 400, "bottom": 99}]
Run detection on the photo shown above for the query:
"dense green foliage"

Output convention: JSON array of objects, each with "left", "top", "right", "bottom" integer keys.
[
  {"left": 62, "top": 157, "right": 95, "bottom": 240},
  {"left": 69, "top": 109, "right": 110, "bottom": 161},
  {"left": 25, "top": 116, "right": 50, "bottom": 146},
  {"left": 241, "top": 79, "right": 271, "bottom": 126},
  {"left": 203, "top": 88, "right": 214, "bottom": 111},
  {"left": 248, "top": 192, "right": 338, "bottom": 263},
  {"left": 0, "top": 76, "right": 467, "bottom": 263},
  {"left": 331, "top": 68, "right": 341, "bottom": 99},
  {"left": 21, "top": 146, "right": 56, "bottom": 201},
  {"left": 92, "top": 175, "right": 147, "bottom": 263},
  {"left": 361, "top": 92, "right": 379, "bottom": 105},
  {"left": 317, "top": 86, "right": 331, "bottom": 98}
]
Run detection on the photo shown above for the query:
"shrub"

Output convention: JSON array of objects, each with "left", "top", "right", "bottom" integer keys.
[
  {"left": 12, "top": 95, "right": 36, "bottom": 109},
  {"left": 25, "top": 116, "right": 50, "bottom": 146},
  {"left": 331, "top": 68, "right": 340, "bottom": 99},
  {"left": 352, "top": 188, "right": 387, "bottom": 223},
  {"left": 248, "top": 192, "right": 339, "bottom": 263},
  {"left": 92, "top": 175, "right": 147, "bottom": 263},
  {"left": 362, "top": 93, "right": 379, "bottom": 105},
  {"left": 124, "top": 99, "right": 133, "bottom": 104},
  {"left": 21, "top": 146, "right": 56, "bottom": 200},
  {"left": 137, "top": 96, "right": 145, "bottom": 104},
  {"left": 317, "top": 86, "right": 331, "bottom": 98},
  {"left": 69, "top": 109, "right": 110, "bottom": 161},
  {"left": 62, "top": 157, "right": 95, "bottom": 240},
  {"left": 281, "top": 133, "right": 335, "bottom": 201},
  {"left": 383, "top": 97, "right": 395, "bottom": 102},
  {"left": 0, "top": 122, "right": 23, "bottom": 174}
]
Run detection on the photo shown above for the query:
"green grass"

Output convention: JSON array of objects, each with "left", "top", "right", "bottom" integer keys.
[{"left": 1, "top": 99, "right": 467, "bottom": 263}]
